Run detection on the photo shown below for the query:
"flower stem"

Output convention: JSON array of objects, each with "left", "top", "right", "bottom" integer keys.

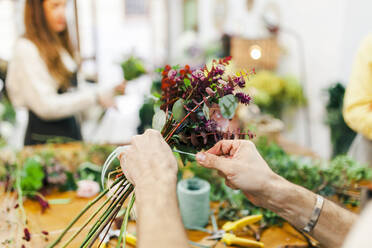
[
  {"left": 116, "top": 194, "right": 135, "bottom": 248},
  {"left": 15, "top": 163, "right": 26, "bottom": 225},
  {"left": 165, "top": 96, "right": 209, "bottom": 143},
  {"left": 60, "top": 180, "right": 127, "bottom": 248},
  {"left": 81, "top": 186, "right": 133, "bottom": 248},
  {"left": 47, "top": 176, "right": 125, "bottom": 248}
]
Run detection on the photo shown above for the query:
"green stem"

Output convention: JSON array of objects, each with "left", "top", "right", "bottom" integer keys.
[
  {"left": 47, "top": 176, "right": 125, "bottom": 248},
  {"left": 80, "top": 186, "right": 133, "bottom": 247},
  {"left": 165, "top": 96, "right": 209, "bottom": 143},
  {"left": 60, "top": 180, "right": 126, "bottom": 248},
  {"left": 87, "top": 182, "right": 130, "bottom": 237},
  {"left": 16, "top": 163, "right": 26, "bottom": 225},
  {"left": 117, "top": 194, "right": 136, "bottom": 248},
  {"left": 81, "top": 187, "right": 133, "bottom": 248}
]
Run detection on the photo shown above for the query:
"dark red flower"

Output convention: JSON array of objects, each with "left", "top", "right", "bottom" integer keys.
[
  {"left": 23, "top": 228, "right": 31, "bottom": 241},
  {"left": 35, "top": 195, "right": 50, "bottom": 213},
  {"left": 235, "top": 92, "right": 251, "bottom": 105}
]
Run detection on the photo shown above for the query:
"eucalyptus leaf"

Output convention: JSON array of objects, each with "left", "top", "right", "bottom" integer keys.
[
  {"left": 218, "top": 95, "right": 238, "bottom": 119},
  {"left": 203, "top": 103, "right": 210, "bottom": 120},
  {"left": 153, "top": 101, "right": 162, "bottom": 112},
  {"left": 152, "top": 110, "right": 166, "bottom": 131},
  {"left": 172, "top": 99, "right": 186, "bottom": 122}
]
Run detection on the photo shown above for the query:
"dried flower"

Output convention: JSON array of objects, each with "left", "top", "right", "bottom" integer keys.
[
  {"left": 235, "top": 92, "right": 251, "bottom": 105},
  {"left": 214, "top": 64, "right": 225, "bottom": 75},
  {"left": 23, "top": 228, "right": 31, "bottom": 242},
  {"left": 35, "top": 194, "right": 50, "bottom": 213},
  {"left": 223, "top": 85, "right": 234, "bottom": 95},
  {"left": 234, "top": 76, "right": 246, "bottom": 88}
]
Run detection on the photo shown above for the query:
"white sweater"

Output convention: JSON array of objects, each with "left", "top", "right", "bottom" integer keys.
[{"left": 6, "top": 38, "right": 112, "bottom": 120}]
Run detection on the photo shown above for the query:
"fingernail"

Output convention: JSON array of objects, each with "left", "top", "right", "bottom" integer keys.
[{"left": 196, "top": 153, "right": 206, "bottom": 162}]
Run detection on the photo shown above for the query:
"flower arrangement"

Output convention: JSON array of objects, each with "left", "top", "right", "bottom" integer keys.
[{"left": 47, "top": 57, "right": 254, "bottom": 247}]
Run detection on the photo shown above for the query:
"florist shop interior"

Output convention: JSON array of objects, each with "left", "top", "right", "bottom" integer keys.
[{"left": 1, "top": 0, "right": 372, "bottom": 247}]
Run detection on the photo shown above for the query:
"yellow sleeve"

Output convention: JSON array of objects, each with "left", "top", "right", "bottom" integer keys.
[{"left": 343, "top": 35, "right": 372, "bottom": 140}]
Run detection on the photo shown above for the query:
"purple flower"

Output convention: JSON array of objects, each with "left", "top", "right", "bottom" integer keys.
[
  {"left": 223, "top": 85, "right": 234, "bottom": 94},
  {"left": 192, "top": 69, "right": 205, "bottom": 80},
  {"left": 215, "top": 64, "right": 225, "bottom": 75},
  {"left": 234, "top": 76, "right": 245, "bottom": 88},
  {"left": 205, "top": 120, "right": 217, "bottom": 132},
  {"left": 168, "top": 69, "right": 177, "bottom": 80},
  {"left": 235, "top": 92, "right": 251, "bottom": 105}
]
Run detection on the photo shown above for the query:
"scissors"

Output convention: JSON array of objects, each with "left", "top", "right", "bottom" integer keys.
[{"left": 207, "top": 214, "right": 264, "bottom": 247}]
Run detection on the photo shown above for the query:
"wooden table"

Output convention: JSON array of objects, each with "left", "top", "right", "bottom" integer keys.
[{"left": 0, "top": 190, "right": 309, "bottom": 248}]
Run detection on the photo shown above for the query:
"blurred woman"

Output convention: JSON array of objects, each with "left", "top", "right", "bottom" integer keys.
[
  {"left": 6, "top": 0, "right": 123, "bottom": 145},
  {"left": 343, "top": 35, "right": 372, "bottom": 166}
]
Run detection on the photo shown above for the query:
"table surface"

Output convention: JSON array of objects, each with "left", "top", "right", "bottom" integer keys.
[
  {"left": 0, "top": 191, "right": 310, "bottom": 248},
  {"left": 0, "top": 139, "right": 316, "bottom": 247}
]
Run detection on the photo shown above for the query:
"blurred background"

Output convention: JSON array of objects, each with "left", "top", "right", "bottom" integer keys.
[{"left": 1, "top": 0, "right": 372, "bottom": 159}]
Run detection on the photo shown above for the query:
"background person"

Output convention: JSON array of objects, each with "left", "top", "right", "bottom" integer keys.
[{"left": 6, "top": 0, "right": 124, "bottom": 145}]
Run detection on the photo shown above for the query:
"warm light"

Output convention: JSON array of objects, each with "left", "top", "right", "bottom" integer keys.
[{"left": 249, "top": 45, "right": 262, "bottom": 60}]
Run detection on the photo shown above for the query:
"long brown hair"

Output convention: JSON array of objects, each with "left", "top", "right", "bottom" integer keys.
[{"left": 24, "top": 0, "right": 74, "bottom": 89}]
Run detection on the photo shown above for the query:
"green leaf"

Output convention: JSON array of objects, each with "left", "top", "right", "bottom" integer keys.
[
  {"left": 172, "top": 99, "right": 186, "bottom": 122},
  {"left": 152, "top": 110, "right": 167, "bottom": 131},
  {"left": 218, "top": 95, "right": 238, "bottom": 119},
  {"left": 203, "top": 103, "right": 210, "bottom": 120},
  {"left": 153, "top": 101, "right": 162, "bottom": 112},
  {"left": 20, "top": 158, "right": 45, "bottom": 192},
  {"left": 184, "top": 78, "right": 191, "bottom": 88}
]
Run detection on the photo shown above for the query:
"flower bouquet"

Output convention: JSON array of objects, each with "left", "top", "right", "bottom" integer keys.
[{"left": 48, "top": 57, "right": 254, "bottom": 247}]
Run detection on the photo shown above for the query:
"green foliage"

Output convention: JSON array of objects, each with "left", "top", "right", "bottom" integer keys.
[
  {"left": 324, "top": 83, "right": 356, "bottom": 157},
  {"left": 121, "top": 56, "right": 146, "bottom": 81},
  {"left": 20, "top": 158, "right": 45, "bottom": 193},
  {"left": 152, "top": 109, "right": 167, "bottom": 131},
  {"left": 218, "top": 94, "right": 238, "bottom": 119},
  {"left": 172, "top": 99, "right": 186, "bottom": 121}
]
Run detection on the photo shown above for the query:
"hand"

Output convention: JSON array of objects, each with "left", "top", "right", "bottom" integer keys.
[
  {"left": 119, "top": 129, "right": 178, "bottom": 189},
  {"left": 98, "top": 92, "right": 116, "bottom": 109},
  {"left": 196, "top": 140, "right": 280, "bottom": 205},
  {"left": 115, "top": 80, "right": 127, "bottom": 95}
]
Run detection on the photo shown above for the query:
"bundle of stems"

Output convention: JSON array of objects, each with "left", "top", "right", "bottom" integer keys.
[{"left": 47, "top": 98, "right": 208, "bottom": 248}]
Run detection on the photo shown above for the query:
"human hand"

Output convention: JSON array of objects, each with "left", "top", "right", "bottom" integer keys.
[
  {"left": 114, "top": 80, "right": 127, "bottom": 95},
  {"left": 98, "top": 92, "right": 116, "bottom": 109},
  {"left": 196, "top": 140, "right": 281, "bottom": 205},
  {"left": 119, "top": 129, "right": 178, "bottom": 190}
]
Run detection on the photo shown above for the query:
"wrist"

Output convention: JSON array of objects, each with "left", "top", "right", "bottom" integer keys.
[
  {"left": 135, "top": 174, "right": 177, "bottom": 195},
  {"left": 249, "top": 174, "right": 290, "bottom": 208}
]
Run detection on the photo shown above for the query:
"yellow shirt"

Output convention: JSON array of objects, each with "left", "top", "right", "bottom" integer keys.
[{"left": 343, "top": 34, "right": 372, "bottom": 140}]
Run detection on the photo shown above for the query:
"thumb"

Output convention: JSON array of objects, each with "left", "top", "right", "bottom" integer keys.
[{"left": 196, "top": 152, "right": 228, "bottom": 173}]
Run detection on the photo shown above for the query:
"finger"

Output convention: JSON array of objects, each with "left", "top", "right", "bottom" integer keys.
[
  {"left": 225, "top": 180, "right": 238, "bottom": 190},
  {"left": 207, "top": 140, "right": 234, "bottom": 156},
  {"left": 196, "top": 152, "right": 230, "bottom": 174}
]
